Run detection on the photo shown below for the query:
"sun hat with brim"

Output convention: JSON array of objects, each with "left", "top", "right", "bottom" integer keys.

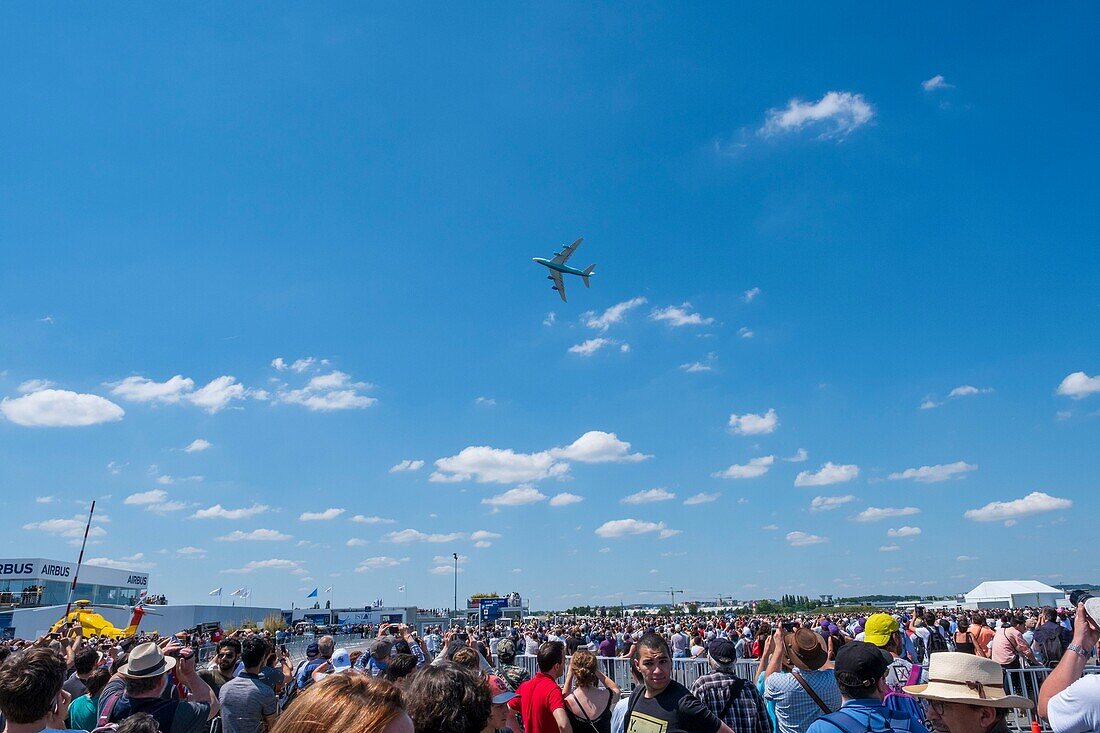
[
  {"left": 118, "top": 642, "right": 176, "bottom": 678},
  {"left": 784, "top": 629, "right": 828, "bottom": 671},
  {"left": 904, "top": 652, "right": 1034, "bottom": 709}
]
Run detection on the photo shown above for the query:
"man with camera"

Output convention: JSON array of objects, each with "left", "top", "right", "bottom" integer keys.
[
  {"left": 1038, "top": 598, "right": 1100, "bottom": 733},
  {"left": 105, "top": 641, "right": 219, "bottom": 733}
]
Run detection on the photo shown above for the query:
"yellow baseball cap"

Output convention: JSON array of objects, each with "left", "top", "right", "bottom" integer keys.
[{"left": 864, "top": 613, "right": 900, "bottom": 647}]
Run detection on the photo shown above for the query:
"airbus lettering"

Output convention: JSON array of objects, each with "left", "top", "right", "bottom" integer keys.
[
  {"left": 0, "top": 563, "right": 35, "bottom": 575},
  {"left": 39, "top": 564, "right": 72, "bottom": 578},
  {"left": 126, "top": 575, "right": 148, "bottom": 586}
]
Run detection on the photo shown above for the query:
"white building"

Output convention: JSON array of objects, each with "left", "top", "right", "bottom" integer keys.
[{"left": 963, "top": 580, "right": 1066, "bottom": 609}]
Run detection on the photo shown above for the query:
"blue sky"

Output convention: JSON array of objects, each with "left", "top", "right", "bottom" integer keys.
[{"left": 2, "top": 3, "right": 1098, "bottom": 610}]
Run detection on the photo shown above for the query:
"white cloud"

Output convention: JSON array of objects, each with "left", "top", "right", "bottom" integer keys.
[
  {"left": 176, "top": 546, "right": 206, "bottom": 558},
  {"left": 24, "top": 516, "right": 108, "bottom": 540},
  {"left": 431, "top": 430, "right": 647, "bottom": 484},
  {"left": 384, "top": 529, "right": 464, "bottom": 543},
  {"left": 595, "top": 519, "right": 677, "bottom": 539},
  {"left": 795, "top": 462, "right": 860, "bottom": 487},
  {"left": 729, "top": 409, "right": 778, "bottom": 435},
  {"left": 583, "top": 297, "right": 647, "bottom": 331},
  {"left": 762, "top": 524, "right": 779, "bottom": 531},
  {"left": 949, "top": 385, "right": 993, "bottom": 398},
  {"left": 86, "top": 553, "right": 154, "bottom": 571},
  {"left": 853, "top": 506, "right": 920, "bottom": 522},
  {"left": 683, "top": 492, "right": 720, "bottom": 506},
  {"left": 680, "top": 361, "right": 714, "bottom": 373},
  {"left": 184, "top": 438, "right": 212, "bottom": 453},
  {"left": 351, "top": 515, "right": 395, "bottom": 525},
  {"left": 18, "top": 379, "right": 55, "bottom": 393},
  {"left": 553, "top": 430, "right": 651, "bottom": 463},
  {"left": 187, "top": 376, "right": 247, "bottom": 413},
  {"left": 922, "top": 75, "right": 954, "bottom": 91},
  {"left": 738, "top": 327, "right": 754, "bottom": 339},
  {"left": 549, "top": 492, "right": 584, "bottom": 507},
  {"left": 622, "top": 488, "right": 676, "bottom": 504},
  {"left": 743, "top": 287, "right": 761, "bottom": 303},
  {"left": 784, "top": 449, "right": 809, "bottom": 463},
  {"left": 124, "top": 489, "right": 167, "bottom": 506},
  {"left": 650, "top": 303, "right": 714, "bottom": 327},
  {"left": 470, "top": 530, "right": 501, "bottom": 547},
  {"left": 568, "top": 338, "right": 617, "bottom": 356},
  {"left": 218, "top": 529, "right": 293, "bottom": 541},
  {"left": 1057, "top": 372, "right": 1100, "bottom": 399},
  {"left": 543, "top": 312, "right": 556, "bottom": 327},
  {"left": 713, "top": 455, "right": 775, "bottom": 480},
  {"left": 190, "top": 503, "right": 270, "bottom": 520},
  {"left": 956, "top": 555, "right": 978, "bottom": 562},
  {"left": 2, "top": 389, "right": 124, "bottom": 427},
  {"left": 346, "top": 538, "right": 368, "bottom": 547},
  {"left": 223, "top": 559, "right": 302, "bottom": 574},
  {"left": 276, "top": 371, "right": 376, "bottom": 411},
  {"left": 920, "top": 399, "right": 941, "bottom": 410},
  {"left": 36, "top": 495, "right": 56, "bottom": 503},
  {"left": 299, "top": 508, "right": 345, "bottom": 521},
  {"left": 271, "top": 358, "right": 288, "bottom": 371},
  {"left": 291, "top": 358, "right": 317, "bottom": 373},
  {"left": 760, "top": 91, "right": 874, "bottom": 139},
  {"left": 482, "top": 486, "right": 547, "bottom": 507},
  {"left": 389, "top": 460, "right": 425, "bottom": 473},
  {"left": 109, "top": 375, "right": 195, "bottom": 404},
  {"left": 888, "top": 461, "right": 977, "bottom": 483},
  {"left": 429, "top": 565, "right": 462, "bottom": 575},
  {"left": 786, "top": 531, "right": 827, "bottom": 547},
  {"left": 963, "top": 491, "right": 1072, "bottom": 522},
  {"left": 810, "top": 495, "right": 855, "bottom": 512},
  {"left": 474, "top": 397, "right": 496, "bottom": 406},
  {"left": 880, "top": 544, "right": 901, "bottom": 552},
  {"left": 355, "top": 556, "right": 406, "bottom": 572},
  {"left": 887, "top": 526, "right": 921, "bottom": 538}
]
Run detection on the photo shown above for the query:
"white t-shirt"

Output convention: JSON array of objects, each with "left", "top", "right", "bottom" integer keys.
[{"left": 1047, "top": 674, "right": 1100, "bottom": 733}]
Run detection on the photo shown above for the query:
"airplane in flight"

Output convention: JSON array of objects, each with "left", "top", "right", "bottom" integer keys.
[{"left": 532, "top": 238, "right": 595, "bottom": 302}]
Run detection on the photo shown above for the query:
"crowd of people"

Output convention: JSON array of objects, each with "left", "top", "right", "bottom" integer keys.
[{"left": 1, "top": 599, "right": 1098, "bottom": 733}]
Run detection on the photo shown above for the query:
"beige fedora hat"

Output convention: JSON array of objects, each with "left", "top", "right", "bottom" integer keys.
[
  {"left": 904, "top": 652, "right": 1033, "bottom": 709},
  {"left": 118, "top": 641, "right": 177, "bottom": 679}
]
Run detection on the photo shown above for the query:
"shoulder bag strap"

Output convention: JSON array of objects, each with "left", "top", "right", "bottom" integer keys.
[
  {"left": 905, "top": 664, "right": 922, "bottom": 687},
  {"left": 716, "top": 676, "right": 744, "bottom": 721},
  {"left": 790, "top": 669, "right": 833, "bottom": 714},
  {"left": 98, "top": 690, "right": 124, "bottom": 727}
]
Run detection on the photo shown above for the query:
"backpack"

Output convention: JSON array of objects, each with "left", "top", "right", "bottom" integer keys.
[
  {"left": 1037, "top": 630, "right": 1065, "bottom": 667},
  {"left": 883, "top": 664, "right": 926, "bottom": 726},
  {"left": 281, "top": 659, "right": 311, "bottom": 709},
  {"left": 926, "top": 628, "right": 948, "bottom": 654},
  {"left": 910, "top": 633, "right": 926, "bottom": 665},
  {"left": 90, "top": 689, "right": 124, "bottom": 733},
  {"left": 816, "top": 707, "right": 920, "bottom": 733}
]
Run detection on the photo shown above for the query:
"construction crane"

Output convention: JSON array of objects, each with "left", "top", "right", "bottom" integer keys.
[{"left": 640, "top": 587, "right": 685, "bottom": 608}]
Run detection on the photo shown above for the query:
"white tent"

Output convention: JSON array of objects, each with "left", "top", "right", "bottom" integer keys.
[{"left": 963, "top": 580, "right": 1065, "bottom": 609}]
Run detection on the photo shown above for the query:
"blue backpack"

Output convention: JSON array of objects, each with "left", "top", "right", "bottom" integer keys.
[{"left": 882, "top": 664, "right": 926, "bottom": 725}]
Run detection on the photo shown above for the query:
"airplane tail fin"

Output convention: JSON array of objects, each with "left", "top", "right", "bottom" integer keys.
[{"left": 582, "top": 264, "right": 595, "bottom": 288}]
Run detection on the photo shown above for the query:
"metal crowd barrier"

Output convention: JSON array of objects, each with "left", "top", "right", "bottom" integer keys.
[
  {"left": 509, "top": 654, "right": 761, "bottom": 695},
  {"left": 1003, "top": 665, "right": 1100, "bottom": 733},
  {"left": 195, "top": 633, "right": 373, "bottom": 665}
]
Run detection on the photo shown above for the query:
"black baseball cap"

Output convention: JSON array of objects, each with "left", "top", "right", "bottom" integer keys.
[
  {"left": 707, "top": 639, "right": 737, "bottom": 666},
  {"left": 834, "top": 641, "right": 892, "bottom": 687}
]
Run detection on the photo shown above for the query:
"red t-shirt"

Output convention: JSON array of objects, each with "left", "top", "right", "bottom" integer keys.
[{"left": 509, "top": 672, "right": 565, "bottom": 733}]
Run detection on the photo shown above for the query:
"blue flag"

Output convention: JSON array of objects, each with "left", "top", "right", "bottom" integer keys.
[{"left": 306, "top": 588, "right": 318, "bottom": 598}]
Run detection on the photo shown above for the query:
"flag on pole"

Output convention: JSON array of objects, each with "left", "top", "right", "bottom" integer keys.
[
  {"left": 373, "top": 597, "right": 383, "bottom": 608},
  {"left": 230, "top": 588, "right": 244, "bottom": 597},
  {"left": 397, "top": 585, "right": 406, "bottom": 592},
  {"left": 209, "top": 587, "right": 223, "bottom": 596},
  {"left": 306, "top": 588, "right": 318, "bottom": 599},
  {"left": 324, "top": 586, "right": 333, "bottom": 593},
  {"left": 240, "top": 588, "right": 251, "bottom": 599}
]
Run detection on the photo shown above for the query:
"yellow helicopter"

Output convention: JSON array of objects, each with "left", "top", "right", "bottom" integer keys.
[{"left": 49, "top": 600, "right": 159, "bottom": 640}]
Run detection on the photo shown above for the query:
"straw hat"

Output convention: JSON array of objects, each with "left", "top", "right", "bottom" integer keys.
[
  {"left": 118, "top": 642, "right": 176, "bottom": 679},
  {"left": 904, "top": 652, "right": 1034, "bottom": 709}
]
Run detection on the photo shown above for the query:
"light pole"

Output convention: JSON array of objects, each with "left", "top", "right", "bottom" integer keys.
[{"left": 453, "top": 552, "right": 459, "bottom": 622}]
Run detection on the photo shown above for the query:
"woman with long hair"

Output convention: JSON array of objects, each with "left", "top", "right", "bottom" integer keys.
[
  {"left": 561, "top": 649, "right": 620, "bottom": 733},
  {"left": 271, "top": 673, "right": 411, "bottom": 733}
]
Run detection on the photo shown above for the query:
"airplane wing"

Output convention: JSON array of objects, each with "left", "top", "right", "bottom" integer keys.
[
  {"left": 551, "top": 237, "right": 583, "bottom": 265},
  {"left": 550, "top": 269, "right": 567, "bottom": 302}
]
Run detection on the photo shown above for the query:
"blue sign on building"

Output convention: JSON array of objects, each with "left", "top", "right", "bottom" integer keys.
[{"left": 478, "top": 598, "right": 509, "bottom": 621}]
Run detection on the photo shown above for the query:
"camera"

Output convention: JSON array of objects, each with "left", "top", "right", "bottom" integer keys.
[{"left": 1070, "top": 590, "right": 1099, "bottom": 626}]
